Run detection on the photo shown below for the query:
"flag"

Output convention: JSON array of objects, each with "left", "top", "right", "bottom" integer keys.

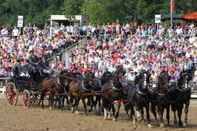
[{"left": 170, "top": 0, "right": 175, "bottom": 13}]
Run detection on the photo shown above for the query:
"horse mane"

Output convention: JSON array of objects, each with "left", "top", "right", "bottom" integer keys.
[
  {"left": 134, "top": 70, "right": 150, "bottom": 85},
  {"left": 101, "top": 71, "right": 113, "bottom": 85},
  {"left": 177, "top": 70, "right": 189, "bottom": 88}
]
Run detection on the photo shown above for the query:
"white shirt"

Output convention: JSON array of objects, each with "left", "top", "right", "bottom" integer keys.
[{"left": 12, "top": 28, "right": 19, "bottom": 36}]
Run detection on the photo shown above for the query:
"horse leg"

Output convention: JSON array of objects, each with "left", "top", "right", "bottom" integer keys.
[
  {"left": 111, "top": 104, "right": 115, "bottom": 120},
  {"left": 93, "top": 96, "right": 98, "bottom": 113},
  {"left": 54, "top": 95, "right": 59, "bottom": 108},
  {"left": 94, "top": 96, "right": 98, "bottom": 114},
  {"left": 171, "top": 104, "right": 178, "bottom": 126},
  {"left": 166, "top": 105, "right": 170, "bottom": 126},
  {"left": 97, "top": 96, "right": 102, "bottom": 115},
  {"left": 62, "top": 95, "right": 66, "bottom": 109},
  {"left": 151, "top": 103, "right": 157, "bottom": 121},
  {"left": 87, "top": 96, "right": 93, "bottom": 112},
  {"left": 158, "top": 106, "right": 165, "bottom": 127},
  {"left": 145, "top": 104, "right": 152, "bottom": 127},
  {"left": 58, "top": 95, "right": 64, "bottom": 109},
  {"left": 75, "top": 97, "right": 80, "bottom": 114},
  {"left": 113, "top": 102, "right": 121, "bottom": 121},
  {"left": 177, "top": 104, "right": 183, "bottom": 127},
  {"left": 129, "top": 106, "right": 134, "bottom": 122},
  {"left": 140, "top": 107, "right": 144, "bottom": 122},
  {"left": 124, "top": 103, "right": 130, "bottom": 119},
  {"left": 184, "top": 101, "right": 190, "bottom": 127},
  {"left": 132, "top": 106, "right": 138, "bottom": 126},
  {"left": 102, "top": 97, "right": 111, "bottom": 119},
  {"left": 82, "top": 97, "right": 88, "bottom": 115},
  {"left": 39, "top": 92, "right": 45, "bottom": 109},
  {"left": 65, "top": 95, "right": 69, "bottom": 105},
  {"left": 14, "top": 90, "right": 19, "bottom": 106},
  {"left": 70, "top": 96, "right": 76, "bottom": 113},
  {"left": 49, "top": 95, "right": 54, "bottom": 110},
  {"left": 104, "top": 108, "right": 107, "bottom": 120}
]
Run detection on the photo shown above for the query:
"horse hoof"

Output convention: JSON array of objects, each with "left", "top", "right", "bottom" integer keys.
[
  {"left": 75, "top": 111, "right": 79, "bottom": 114},
  {"left": 178, "top": 122, "right": 183, "bottom": 128},
  {"left": 138, "top": 118, "right": 143, "bottom": 123},
  {"left": 112, "top": 118, "right": 117, "bottom": 121},
  {"left": 23, "top": 107, "right": 28, "bottom": 110},
  {"left": 132, "top": 120, "right": 136, "bottom": 126},
  {"left": 183, "top": 122, "right": 187, "bottom": 127},
  {"left": 107, "top": 115, "right": 111, "bottom": 119},
  {"left": 147, "top": 124, "right": 152, "bottom": 128},
  {"left": 160, "top": 123, "right": 165, "bottom": 128},
  {"left": 174, "top": 121, "right": 178, "bottom": 127},
  {"left": 71, "top": 108, "right": 74, "bottom": 113}
]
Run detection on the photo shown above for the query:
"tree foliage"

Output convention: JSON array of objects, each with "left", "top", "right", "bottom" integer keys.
[{"left": 0, "top": 0, "right": 197, "bottom": 26}]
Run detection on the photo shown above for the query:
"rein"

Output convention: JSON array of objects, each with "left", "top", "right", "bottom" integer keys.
[{"left": 59, "top": 74, "right": 84, "bottom": 81}]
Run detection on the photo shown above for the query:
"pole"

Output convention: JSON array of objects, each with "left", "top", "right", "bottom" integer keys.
[
  {"left": 170, "top": 0, "right": 174, "bottom": 29},
  {"left": 50, "top": 17, "right": 53, "bottom": 37}
]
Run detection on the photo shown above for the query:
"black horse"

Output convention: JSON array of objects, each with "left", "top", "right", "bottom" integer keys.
[
  {"left": 155, "top": 70, "right": 170, "bottom": 127},
  {"left": 169, "top": 68, "right": 195, "bottom": 127},
  {"left": 127, "top": 69, "right": 152, "bottom": 126},
  {"left": 83, "top": 71, "right": 102, "bottom": 114}
]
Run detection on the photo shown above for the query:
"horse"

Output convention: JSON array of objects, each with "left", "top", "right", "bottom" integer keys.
[
  {"left": 59, "top": 70, "right": 95, "bottom": 115},
  {"left": 27, "top": 63, "right": 61, "bottom": 109},
  {"left": 57, "top": 69, "right": 73, "bottom": 109},
  {"left": 83, "top": 71, "right": 102, "bottom": 114},
  {"left": 152, "top": 70, "right": 170, "bottom": 127},
  {"left": 39, "top": 77, "right": 60, "bottom": 109},
  {"left": 127, "top": 69, "right": 152, "bottom": 126},
  {"left": 101, "top": 69, "right": 128, "bottom": 121},
  {"left": 169, "top": 69, "right": 194, "bottom": 127}
]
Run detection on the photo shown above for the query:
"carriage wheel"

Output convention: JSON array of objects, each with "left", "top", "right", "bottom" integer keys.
[
  {"left": 5, "top": 82, "right": 18, "bottom": 106},
  {"left": 22, "top": 90, "right": 30, "bottom": 107}
]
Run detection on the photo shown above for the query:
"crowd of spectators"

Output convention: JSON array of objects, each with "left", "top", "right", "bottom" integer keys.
[
  {"left": 0, "top": 22, "right": 196, "bottom": 82},
  {"left": 68, "top": 23, "right": 197, "bottom": 81},
  {"left": 0, "top": 24, "right": 80, "bottom": 77}
]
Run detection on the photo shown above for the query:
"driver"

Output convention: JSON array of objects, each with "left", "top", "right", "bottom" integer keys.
[{"left": 28, "top": 48, "right": 51, "bottom": 78}]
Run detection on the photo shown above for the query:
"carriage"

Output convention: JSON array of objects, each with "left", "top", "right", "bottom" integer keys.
[{"left": 4, "top": 75, "right": 41, "bottom": 107}]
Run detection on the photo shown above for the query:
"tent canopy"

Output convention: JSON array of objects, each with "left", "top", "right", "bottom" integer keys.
[{"left": 182, "top": 12, "right": 197, "bottom": 20}]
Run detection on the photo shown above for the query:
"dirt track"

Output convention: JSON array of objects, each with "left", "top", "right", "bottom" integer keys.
[{"left": 0, "top": 99, "right": 197, "bottom": 131}]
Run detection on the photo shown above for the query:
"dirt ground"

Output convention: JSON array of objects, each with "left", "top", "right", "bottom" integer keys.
[{"left": 0, "top": 98, "right": 197, "bottom": 131}]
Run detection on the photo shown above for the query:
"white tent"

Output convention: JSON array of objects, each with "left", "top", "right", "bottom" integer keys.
[{"left": 50, "top": 15, "right": 86, "bottom": 36}]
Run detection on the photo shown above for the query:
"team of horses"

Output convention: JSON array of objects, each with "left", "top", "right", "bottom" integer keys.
[{"left": 8, "top": 63, "right": 196, "bottom": 128}]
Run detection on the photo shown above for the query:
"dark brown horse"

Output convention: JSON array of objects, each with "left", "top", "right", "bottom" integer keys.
[
  {"left": 59, "top": 71, "right": 95, "bottom": 115},
  {"left": 101, "top": 70, "right": 127, "bottom": 121},
  {"left": 39, "top": 77, "right": 60, "bottom": 109}
]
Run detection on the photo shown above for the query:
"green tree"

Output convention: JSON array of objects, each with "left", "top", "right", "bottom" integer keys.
[
  {"left": 62, "top": 0, "right": 84, "bottom": 15},
  {"left": 1, "top": 0, "right": 197, "bottom": 26},
  {"left": 81, "top": 0, "right": 107, "bottom": 24}
]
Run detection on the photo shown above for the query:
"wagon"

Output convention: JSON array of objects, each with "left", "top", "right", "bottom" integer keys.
[{"left": 4, "top": 77, "right": 41, "bottom": 107}]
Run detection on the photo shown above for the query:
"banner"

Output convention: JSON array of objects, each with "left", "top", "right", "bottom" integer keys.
[{"left": 17, "top": 16, "right": 23, "bottom": 28}]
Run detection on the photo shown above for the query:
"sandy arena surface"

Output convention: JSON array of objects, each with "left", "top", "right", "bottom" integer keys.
[{"left": 0, "top": 98, "right": 197, "bottom": 131}]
